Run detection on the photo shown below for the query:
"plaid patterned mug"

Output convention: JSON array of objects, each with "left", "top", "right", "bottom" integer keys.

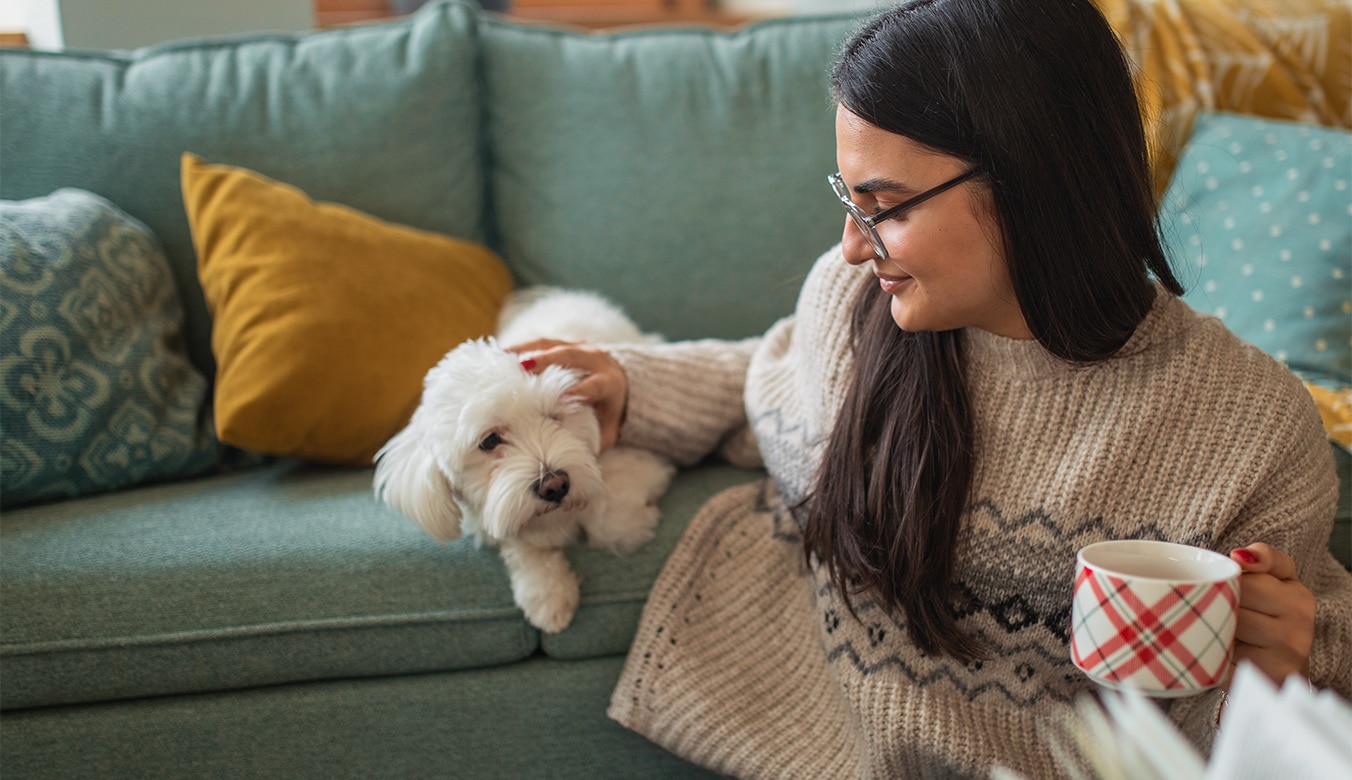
[{"left": 1070, "top": 540, "right": 1241, "bottom": 697}]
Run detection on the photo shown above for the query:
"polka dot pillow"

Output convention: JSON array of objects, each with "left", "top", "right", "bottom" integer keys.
[{"left": 1159, "top": 111, "right": 1350, "bottom": 389}]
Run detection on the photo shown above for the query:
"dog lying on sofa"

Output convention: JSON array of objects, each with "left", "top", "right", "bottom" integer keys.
[{"left": 375, "top": 289, "right": 675, "bottom": 633}]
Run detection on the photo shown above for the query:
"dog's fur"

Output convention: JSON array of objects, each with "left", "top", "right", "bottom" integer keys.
[{"left": 374, "top": 288, "right": 673, "bottom": 633}]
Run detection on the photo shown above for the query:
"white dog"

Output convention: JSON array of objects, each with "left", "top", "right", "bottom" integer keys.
[{"left": 374, "top": 288, "right": 674, "bottom": 633}]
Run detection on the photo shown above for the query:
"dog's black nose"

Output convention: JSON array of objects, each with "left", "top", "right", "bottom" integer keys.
[{"left": 534, "top": 470, "right": 570, "bottom": 504}]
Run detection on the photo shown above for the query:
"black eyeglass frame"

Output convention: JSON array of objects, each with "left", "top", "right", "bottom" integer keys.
[{"left": 828, "top": 167, "right": 983, "bottom": 260}]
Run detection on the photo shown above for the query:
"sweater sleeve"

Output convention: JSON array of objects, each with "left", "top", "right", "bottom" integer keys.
[
  {"left": 605, "top": 338, "right": 762, "bottom": 468},
  {"left": 1224, "top": 408, "right": 1352, "bottom": 700},
  {"left": 1169, "top": 386, "right": 1351, "bottom": 749}
]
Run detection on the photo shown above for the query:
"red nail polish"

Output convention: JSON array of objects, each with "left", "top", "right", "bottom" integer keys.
[
  {"left": 1232, "top": 549, "right": 1258, "bottom": 564},
  {"left": 520, "top": 358, "right": 537, "bottom": 371}
]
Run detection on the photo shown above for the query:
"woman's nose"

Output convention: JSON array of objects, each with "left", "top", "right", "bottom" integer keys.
[{"left": 840, "top": 218, "right": 874, "bottom": 266}]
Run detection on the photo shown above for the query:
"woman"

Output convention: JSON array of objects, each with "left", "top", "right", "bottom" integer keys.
[{"left": 514, "top": 0, "right": 1352, "bottom": 776}]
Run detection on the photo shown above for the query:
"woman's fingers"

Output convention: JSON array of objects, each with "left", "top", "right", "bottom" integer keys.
[
  {"left": 507, "top": 340, "right": 628, "bottom": 450},
  {"left": 1230, "top": 542, "right": 1315, "bottom": 684},
  {"left": 1231, "top": 542, "right": 1299, "bottom": 582}
]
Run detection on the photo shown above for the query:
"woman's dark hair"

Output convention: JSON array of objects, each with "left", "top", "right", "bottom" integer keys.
[{"left": 803, "top": 0, "right": 1182, "bottom": 662}]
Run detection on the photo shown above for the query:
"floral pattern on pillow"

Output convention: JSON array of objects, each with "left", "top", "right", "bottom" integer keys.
[{"left": 0, "top": 189, "right": 220, "bottom": 508}]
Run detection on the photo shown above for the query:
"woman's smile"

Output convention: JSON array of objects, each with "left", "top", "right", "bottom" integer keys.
[{"left": 873, "top": 268, "right": 912, "bottom": 294}]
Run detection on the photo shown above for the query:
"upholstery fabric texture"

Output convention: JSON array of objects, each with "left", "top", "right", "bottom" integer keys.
[
  {"left": 1310, "top": 385, "right": 1352, "bottom": 450},
  {"left": 0, "top": 656, "right": 719, "bottom": 780},
  {"left": 0, "top": 189, "right": 219, "bottom": 508},
  {"left": 480, "top": 13, "right": 862, "bottom": 342},
  {"left": 182, "top": 154, "right": 513, "bottom": 465},
  {"left": 0, "top": 2, "right": 485, "bottom": 377},
  {"left": 0, "top": 457, "right": 760, "bottom": 709}
]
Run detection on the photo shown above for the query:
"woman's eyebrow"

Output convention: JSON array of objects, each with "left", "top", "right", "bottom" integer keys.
[{"left": 852, "top": 176, "right": 918, "bottom": 196}]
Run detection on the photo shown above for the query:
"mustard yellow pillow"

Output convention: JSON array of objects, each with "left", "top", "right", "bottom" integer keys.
[{"left": 182, "top": 153, "right": 513, "bottom": 465}]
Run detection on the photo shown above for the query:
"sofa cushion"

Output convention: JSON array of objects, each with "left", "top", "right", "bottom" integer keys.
[
  {"left": 1160, "top": 112, "right": 1351, "bottom": 388},
  {"left": 182, "top": 155, "right": 514, "bottom": 465},
  {"left": 480, "top": 12, "right": 863, "bottom": 342},
  {"left": 0, "top": 189, "right": 220, "bottom": 509},
  {"left": 0, "top": 458, "right": 762, "bottom": 709},
  {"left": 0, "top": 656, "right": 720, "bottom": 779},
  {"left": 0, "top": 1, "right": 485, "bottom": 378}
]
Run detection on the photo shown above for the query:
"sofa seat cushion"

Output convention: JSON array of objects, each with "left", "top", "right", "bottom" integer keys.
[
  {"left": 0, "top": 656, "right": 721, "bottom": 780},
  {"left": 0, "top": 459, "right": 762, "bottom": 709}
]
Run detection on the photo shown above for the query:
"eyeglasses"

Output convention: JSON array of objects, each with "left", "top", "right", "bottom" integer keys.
[{"left": 828, "top": 167, "right": 982, "bottom": 260}]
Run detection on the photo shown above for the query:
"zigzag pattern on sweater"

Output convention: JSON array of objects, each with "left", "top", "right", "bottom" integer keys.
[
  {"left": 749, "top": 406, "right": 825, "bottom": 454},
  {"left": 812, "top": 577, "right": 1086, "bottom": 706},
  {"left": 805, "top": 496, "right": 1212, "bottom": 705},
  {"left": 821, "top": 635, "right": 1086, "bottom": 706},
  {"left": 964, "top": 497, "right": 1212, "bottom": 550}
]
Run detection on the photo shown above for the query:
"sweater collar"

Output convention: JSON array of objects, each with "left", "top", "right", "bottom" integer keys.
[{"left": 963, "top": 285, "right": 1181, "bottom": 380}]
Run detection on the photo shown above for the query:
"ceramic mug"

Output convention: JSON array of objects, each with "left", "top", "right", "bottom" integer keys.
[{"left": 1070, "top": 539, "right": 1241, "bottom": 697}]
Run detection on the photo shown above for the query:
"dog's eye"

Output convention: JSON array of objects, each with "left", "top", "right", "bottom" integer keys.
[{"left": 478, "top": 432, "right": 503, "bottom": 452}]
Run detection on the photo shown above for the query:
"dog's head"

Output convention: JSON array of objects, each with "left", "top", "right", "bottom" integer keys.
[{"left": 374, "top": 338, "right": 605, "bottom": 543}]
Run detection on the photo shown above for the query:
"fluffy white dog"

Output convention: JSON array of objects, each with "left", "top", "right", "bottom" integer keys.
[{"left": 374, "top": 288, "right": 674, "bottom": 633}]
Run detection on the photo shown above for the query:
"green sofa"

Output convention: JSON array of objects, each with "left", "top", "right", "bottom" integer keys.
[{"left": 1, "top": 1, "right": 1348, "bottom": 777}]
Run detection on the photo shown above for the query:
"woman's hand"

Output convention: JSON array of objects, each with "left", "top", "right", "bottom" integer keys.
[
  {"left": 1228, "top": 542, "right": 1315, "bottom": 688},
  {"left": 505, "top": 339, "right": 629, "bottom": 451}
]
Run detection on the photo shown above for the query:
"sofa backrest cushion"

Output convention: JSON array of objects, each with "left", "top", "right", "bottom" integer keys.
[
  {"left": 480, "top": 13, "right": 863, "bottom": 341},
  {"left": 0, "top": 2, "right": 486, "bottom": 379}
]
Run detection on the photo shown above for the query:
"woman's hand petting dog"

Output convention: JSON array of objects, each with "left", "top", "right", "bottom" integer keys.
[{"left": 509, "top": 339, "right": 628, "bottom": 451}]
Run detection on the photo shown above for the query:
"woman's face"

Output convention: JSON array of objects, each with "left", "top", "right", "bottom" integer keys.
[{"left": 834, "top": 105, "right": 1030, "bottom": 339}]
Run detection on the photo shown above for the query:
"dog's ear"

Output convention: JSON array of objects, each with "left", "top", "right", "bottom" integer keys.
[{"left": 374, "top": 422, "right": 463, "bottom": 543}]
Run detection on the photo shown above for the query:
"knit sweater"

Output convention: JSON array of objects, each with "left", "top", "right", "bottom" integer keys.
[{"left": 604, "top": 245, "right": 1352, "bottom": 779}]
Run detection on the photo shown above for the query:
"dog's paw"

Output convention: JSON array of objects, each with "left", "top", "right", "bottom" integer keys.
[
  {"left": 499, "top": 543, "right": 582, "bottom": 633},
  {"left": 516, "top": 569, "right": 581, "bottom": 634}
]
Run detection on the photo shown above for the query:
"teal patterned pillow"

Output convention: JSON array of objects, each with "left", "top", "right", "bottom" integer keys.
[
  {"left": 1, "top": 189, "right": 220, "bottom": 508},
  {"left": 1159, "top": 111, "right": 1351, "bottom": 386}
]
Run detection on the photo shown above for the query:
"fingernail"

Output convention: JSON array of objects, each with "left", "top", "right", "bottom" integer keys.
[
  {"left": 1231, "top": 549, "right": 1258, "bottom": 564},
  {"left": 519, "top": 358, "right": 537, "bottom": 371}
]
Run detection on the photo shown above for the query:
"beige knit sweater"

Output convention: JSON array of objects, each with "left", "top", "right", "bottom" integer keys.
[{"left": 605, "top": 245, "right": 1352, "bottom": 779}]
